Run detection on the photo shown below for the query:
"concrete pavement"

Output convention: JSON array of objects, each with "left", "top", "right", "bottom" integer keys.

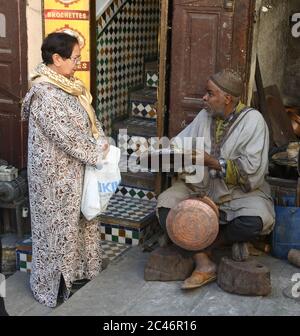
[{"left": 4, "top": 246, "right": 300, "bottom": 316}]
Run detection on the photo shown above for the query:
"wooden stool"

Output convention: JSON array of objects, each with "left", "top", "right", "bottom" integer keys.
[{"left": 217, "top": 257, "right": 271, "bottom": 296}]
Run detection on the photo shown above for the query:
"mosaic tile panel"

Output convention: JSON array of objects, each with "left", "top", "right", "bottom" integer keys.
[
  {"left": 101, "top": 223, "right": 140, "bottom": 245},
  {"left": 146, "top": 72, "right": 159, "bottom": 88},
  {"left": 15, "top": 237, "right": 132, "bottom": 272},
  {"left": 100, "top": 220, "right": 156, "bottom": 246},
  {"left": 97, "top": 0, "right": 127, "bottom": 33},
  {"left": 116, "top": 185, "right": 156, "bottom": 201},
  {"left": 16, "top": 250, "right": 32, "bottom": 273},
  {"left": 131, "top": 101, "right": 157, "bottom": 119},
  {"left": 99, "top": 194, "right": 157, "bottom": 223},
  {"left": 15, "top": 236, "right": 32, "bottom": 272},
  {"left": 96, "top": 0, "right": 160, "bottom": 135},
  {"left": 118, "top": 133, "right": 157, "bottom": 157}
]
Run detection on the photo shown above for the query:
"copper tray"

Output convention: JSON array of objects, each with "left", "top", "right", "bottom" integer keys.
[
  {"left": 166, "top": 198, "right": 219, "bottom": 251},
  {"left": 272, "top": 151, "right": 297, "bottom": 167}
]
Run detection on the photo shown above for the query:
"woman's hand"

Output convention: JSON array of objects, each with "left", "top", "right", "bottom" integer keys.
[{"left": 102, "top": 143, "right": 110, "bottom": 159}]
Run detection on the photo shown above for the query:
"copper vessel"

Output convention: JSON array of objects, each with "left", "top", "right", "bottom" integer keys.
[
  {"left": 166, "top": 197, "right": 219, "bottom": 251},
  {"left": 286, "top": 107, "right": 300, "bottom": 137}
]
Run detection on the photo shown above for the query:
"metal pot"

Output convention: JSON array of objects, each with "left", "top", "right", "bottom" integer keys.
[
  {"left": 0, "top": 175, "right": 27, "bottom": 202},
  {"left": 286, "top": 109, "right": 300, "bottom": 137}
]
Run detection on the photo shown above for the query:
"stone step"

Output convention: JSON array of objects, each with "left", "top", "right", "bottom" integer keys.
[
  {"left": 115, "top": 117, "right": 157, "bottom": 160},
  {"left": 113, "top": 117, "right": 157, "bottom": 138},
  {"left": 120, "top": 171, "right": 156, "bottom": 191},
  {"left": 113, "top": 115, "right": 157, "bottom": 192},
  {"left": 99, "top": 194, "right": 157, "bottom": 246},
  {"left": 145, "top": 61, "right": 159, "bottom": 88},
  {"left": 129, "top": 87, "right": 157, "bottom": 119},
  {"left": 118, "top": 154, "right": 156, "bottom": 191}
]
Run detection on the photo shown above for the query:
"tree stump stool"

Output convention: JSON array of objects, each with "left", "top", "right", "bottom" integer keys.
[
  {"left": 144, "top": 245, "right": 194, "bottom": 281},
  {"left": 217, "top": 257, "right": 271, "bottom": 296},
  {"left": 288, "top": 249, "right": 300, "bottom": 268}
]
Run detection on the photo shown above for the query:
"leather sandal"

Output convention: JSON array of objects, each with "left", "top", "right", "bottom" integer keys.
[{"left": 181, "top": 270, "right": 217, "bottom": 290}]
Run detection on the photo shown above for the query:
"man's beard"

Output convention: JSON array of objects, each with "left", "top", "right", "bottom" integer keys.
[{"left": 204, "top": 103, "right": 225, "bottom": 118}]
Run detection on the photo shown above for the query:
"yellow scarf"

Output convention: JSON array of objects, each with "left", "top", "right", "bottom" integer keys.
[
  {"left": 215, "top": 101, "right": 246, "bottom": 143},
  {"left": 31, "top": 63, "right": 100, "bottom": 139}
]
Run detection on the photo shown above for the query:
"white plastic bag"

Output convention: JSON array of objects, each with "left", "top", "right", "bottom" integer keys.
[{"left": 81, "top": 145, "right": 121, "bottom": 220}]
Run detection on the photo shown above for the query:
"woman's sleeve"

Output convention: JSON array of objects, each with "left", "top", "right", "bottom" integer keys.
[
  {"left": 95, "top": 118, "right": 106, "bottom": 137},
  {"left": 30, "top": 90, "right": 104, "bottom": 166}
]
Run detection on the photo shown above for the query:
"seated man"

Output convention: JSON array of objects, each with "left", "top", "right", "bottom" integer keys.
[{"left": 157, "top": 69, "right": 275, "bottom": 289}]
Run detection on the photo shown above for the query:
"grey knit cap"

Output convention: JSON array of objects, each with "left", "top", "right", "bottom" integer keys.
[{"left": 210, "top": 69, "right": 243, "bottom": 97}]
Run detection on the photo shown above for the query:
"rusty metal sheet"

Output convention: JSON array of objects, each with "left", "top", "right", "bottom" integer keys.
[{"left": 265, "top": 85, "right": 297, "bottom": 147}]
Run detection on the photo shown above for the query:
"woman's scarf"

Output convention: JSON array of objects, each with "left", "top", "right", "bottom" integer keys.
[{"left": 27, "top": 63, "right": 100, "bottom": 139}]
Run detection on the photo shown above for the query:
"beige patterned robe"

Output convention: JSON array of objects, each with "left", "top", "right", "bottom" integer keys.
[{"left": 22, "top": 82, "right": 104, "bottom": 307}]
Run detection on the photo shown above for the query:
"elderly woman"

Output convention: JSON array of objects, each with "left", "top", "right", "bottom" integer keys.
[{"left": 22, "top": 32, "right": 108, "bottom": 307}]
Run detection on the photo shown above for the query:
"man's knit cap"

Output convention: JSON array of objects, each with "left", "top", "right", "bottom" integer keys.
[{"left": 210, "top": 69, "right": 243, "bottom": 97}]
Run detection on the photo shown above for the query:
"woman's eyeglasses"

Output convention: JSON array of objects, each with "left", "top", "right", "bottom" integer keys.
[{"left": 68, "top": 56, "right": 81, "bottom": 64}]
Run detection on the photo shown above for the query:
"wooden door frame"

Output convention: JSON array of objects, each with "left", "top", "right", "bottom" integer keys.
[
  {"left": 239, "top": 0, "right": 257, "bottom": 104},
  {"left": 90, "top": 0, "right": 97, "bottom": 109},
  {"left": 157, "top": 0, "right": 170, "bottom": 139},
  {"left": 19, "top": 0, "right": 29, "bottom": 169},
  {"left": 19, "top": 1, "right": 29, "bottom": 100},
  {"left": 246, "top": 0, "right": 262, "bottom": 105},
  {"left": 155, "top": 0, "right": 171, "bottom": 194}
]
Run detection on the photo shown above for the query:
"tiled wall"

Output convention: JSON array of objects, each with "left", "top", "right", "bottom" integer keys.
[{"left": 96, "top": 0, "right": 160, "bottom": 135}]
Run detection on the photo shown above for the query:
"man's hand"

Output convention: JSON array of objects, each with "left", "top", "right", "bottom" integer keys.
[
  {"left": 204, "top": 152, "right": 222, "bottom": 170},
  {"left": 192, "top": 151, "right": 222, "bottom": 171}
]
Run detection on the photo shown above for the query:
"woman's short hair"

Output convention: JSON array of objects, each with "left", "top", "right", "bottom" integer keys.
[{"left": 41, "top": 32, "right": 79, "bottom": 65}]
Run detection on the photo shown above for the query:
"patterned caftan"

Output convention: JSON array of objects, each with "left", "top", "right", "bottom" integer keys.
[{"left": 22, "top": 82, "right": 104, "bottom": 307}]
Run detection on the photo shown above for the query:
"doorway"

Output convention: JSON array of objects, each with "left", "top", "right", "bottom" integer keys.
[
  {"left": 0, "top": 1, "right": 28, "bottom": 169},
  {"left": 168, "top": 0, "right": 256, "bottom": 137}
]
